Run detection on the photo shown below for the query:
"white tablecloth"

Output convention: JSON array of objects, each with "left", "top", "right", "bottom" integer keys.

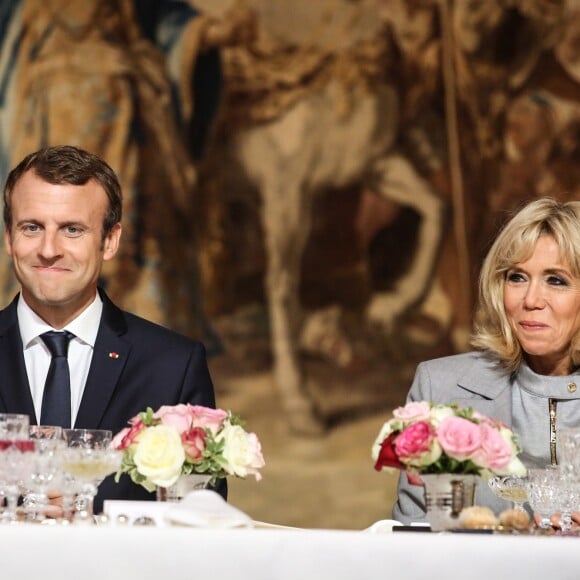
[{"left": 1, "top": 525, "right": 580, "bottom": 580}]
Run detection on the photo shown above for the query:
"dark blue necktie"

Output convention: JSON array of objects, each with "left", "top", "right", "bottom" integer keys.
[{"left": 40, "top": 331, "right": 75, "bottom": 428}]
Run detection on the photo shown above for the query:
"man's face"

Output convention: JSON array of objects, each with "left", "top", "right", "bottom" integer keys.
[{"left": 4, "top": 170, "right": 121, "bottom": 326}]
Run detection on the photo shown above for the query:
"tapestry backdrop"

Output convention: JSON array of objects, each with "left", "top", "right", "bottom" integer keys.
[{"left": 0, "top": 0, "right": 578, "bottom": 526}]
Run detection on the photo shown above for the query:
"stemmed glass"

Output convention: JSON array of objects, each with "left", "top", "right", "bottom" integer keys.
[
  {"left": 0, "top": 413, "right": 30, "bottom": 440},
  {"left": 23, "top": 425, "right": 64, "bottom": 521},
  {"left": 488, "top": 475, "right": 528, "bottom": 511},
  {"left": 0, "top": 413, "right": 32, "bottom": 523},
  {"left": 526, "top": 467, "right": 560, "bottom": 530},
  {"left": 556, "top": 428, "right": 580, "bottom": 532},
  {"left": 551, "top": 468, "right": 580, "bottom": 533},
  {"left": 558, "top": 428, "right": 580, "bottom": 475},
  {"left": 29, "top": 425, "right": 62, "bottom": 440},
  {"left": 61, "top": 429, "right": 121, "bottom": 523}
]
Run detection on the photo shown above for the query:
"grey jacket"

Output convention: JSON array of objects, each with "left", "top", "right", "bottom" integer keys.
[{"left": 391, "top": 351, "right": 516, "bottom": 524}]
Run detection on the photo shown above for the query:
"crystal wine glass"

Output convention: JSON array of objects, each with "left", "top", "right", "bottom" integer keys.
[
  {"left": 550, "top": 467, "right": 580, "bottom": 534},
  {"left": 61, "top": 429, "right": 121, "bottom": 523},
  {"left": 0, "top": 414, "right": 31, "bottom": 523},
  {"left": 0, "top": 413, "right": 30, "bottom": 440},
  {"left": 23, "top": 426, "right": 64, "bottom": 521},
  {"left": 488, "top": 475, "right": 528, "bottom": 511},
  {"left": 551, "top": 432, "right": 580, "bottom": 532},
  {"left": 29, "top": 425, "right": 62, "bottom": 440},
  {"left": 0, "top": 439, "right": 35, "bottom": 523},
  {"left": 558, "top": 428, "right": 580, "bottom": 476},
  {"left": 526, "top": 467, "right": 560, "bottom": 530}
]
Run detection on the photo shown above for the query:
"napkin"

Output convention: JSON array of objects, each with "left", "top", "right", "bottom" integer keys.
[
  {"left": 164, "top": 490, "right": 253, "bottom": 528},
  {"left": 363, "top": 519, "right": 402, "bottom": 533}
]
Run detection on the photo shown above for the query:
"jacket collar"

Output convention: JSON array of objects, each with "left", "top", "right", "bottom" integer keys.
[
  {"left": 455, "top": 352, "right": 515, "bottom": 427},
  {"left": 457, "top": 353, "right": 514, "bottom": 398}
]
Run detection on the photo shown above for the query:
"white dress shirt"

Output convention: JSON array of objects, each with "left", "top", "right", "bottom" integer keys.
[{"left": 18, "top": 293, "right": 103, "bottom": 427}]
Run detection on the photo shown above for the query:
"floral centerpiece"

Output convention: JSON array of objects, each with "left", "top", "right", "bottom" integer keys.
[
  {"left": 372, "top": 401, "right": 526, "bottom": 484},
  {"left": 113, "top": 404, "right": 265, "bottom": 492}
]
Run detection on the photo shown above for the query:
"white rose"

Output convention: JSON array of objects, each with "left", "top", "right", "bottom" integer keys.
[
  {"left": 133, "top": 425, "right": 186, "bottom": 487},
  {"left": 371, "top": 420, "right": 397, "bottom": 461},
  {"left": 497, "top": 456, "right": 527, "bottom": 477},
  {"left": 499, "top": 426, "right": 521, "bottom": 453},
  {"left": 428, "top": 405, "right": 455, "bottom": 426},
  {"left": 489, "top": 427, "right": 526, "bottom": 476},
  {"left": 217, "top": 423, "right": 265, "bottom": 480}
]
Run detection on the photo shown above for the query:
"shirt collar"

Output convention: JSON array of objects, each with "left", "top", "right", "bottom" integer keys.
[{"left": 17, "top": 293, "right": 103, "bottom": 349}]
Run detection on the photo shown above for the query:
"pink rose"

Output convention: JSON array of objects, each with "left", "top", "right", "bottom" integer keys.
[
  {"left": 472, "top": 411, "right": 498, "bottom": 428},
  {"left": 188, "top": 405, "right": 228, "bottom": 434},
  {"left": 112, "top": 418, "right": 145, "bottom": 450},
  {"left": 394, "top": 421, "right": 436, "bottom": 461},
  {"left": 154, "top": 404, "right": 193, "bottom": 433},
  {"left": 472, "top": 412, "right": 508, "bottom": 431},
  {"left": 112, "top": 428, "right": 130, "bottom": 450},
  {"left": 473, "top": 423, "right": 513, "bottom": 470},
  {"left": 393, "top": 401, "right": 431, "bottom": 423},
  {"left": 182, "top": 427, "right": 207, "bottom": 462},
  {"left": 437, "top": 416, "right": 481, "bottom": 461}
]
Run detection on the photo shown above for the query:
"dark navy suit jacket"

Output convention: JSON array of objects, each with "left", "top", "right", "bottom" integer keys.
[{"left": 0, "top": 289, "right": 226, "bottom": 512}]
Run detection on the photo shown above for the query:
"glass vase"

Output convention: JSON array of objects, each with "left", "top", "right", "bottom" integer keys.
[
  {"left": 421, "top": 473, "right": 478, "bottom": 532},
  {"left": 156, "top": 473, "right": 212, "bottom": 502}
]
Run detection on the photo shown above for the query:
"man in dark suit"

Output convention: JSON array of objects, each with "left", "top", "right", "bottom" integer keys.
[{"left": 0, "top": 144, "right": 224, "bottom": 512}]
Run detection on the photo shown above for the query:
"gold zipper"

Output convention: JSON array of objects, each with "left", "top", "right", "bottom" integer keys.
[{"left": 549, "top": 398, "right": 558, "bottom": 465}]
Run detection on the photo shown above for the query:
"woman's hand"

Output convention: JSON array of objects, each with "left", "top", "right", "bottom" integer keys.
[
  {"left": 45, "top": 490, "right": 64, "bottom": 519},
  {"left": 532, "top": 511, "right": 580, "bottom": 531}
]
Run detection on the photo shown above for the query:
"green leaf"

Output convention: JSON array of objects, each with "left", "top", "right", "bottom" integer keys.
[
  {"left": 138, "top": 407, "right": 158, "bottom": 426},
  {"left": 228, "top": 412, "right": 246, "bottom": 427}
]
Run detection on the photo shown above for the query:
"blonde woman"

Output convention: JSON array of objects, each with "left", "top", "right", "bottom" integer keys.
[{"left": 394, "top": 197, "right": 580, "bottom": 523}]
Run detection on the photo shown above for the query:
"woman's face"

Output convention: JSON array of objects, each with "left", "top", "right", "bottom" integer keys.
[{"left": 504, "top": 235, "right": 580, "bottom": 375}]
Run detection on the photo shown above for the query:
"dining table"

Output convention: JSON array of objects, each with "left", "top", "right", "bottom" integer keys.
[{"left": 2, "top": 521, "right": 580, "bottom": 580}]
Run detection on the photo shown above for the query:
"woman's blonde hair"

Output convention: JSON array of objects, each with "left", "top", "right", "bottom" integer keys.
[{"left": 471, "top": 197, "right": 580, "bottom": 372}]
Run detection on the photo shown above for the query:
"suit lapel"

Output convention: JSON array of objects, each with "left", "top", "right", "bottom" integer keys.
[
  {"left": 74, "top": 291, "right": 131, "bottom": 429},
  {"left": 0, "top": 297, "right": 36, "bottom": 420}
]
